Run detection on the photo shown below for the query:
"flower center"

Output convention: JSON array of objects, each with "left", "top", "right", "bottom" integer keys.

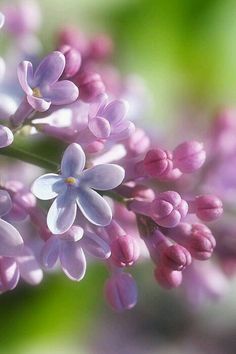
[
  {"left": 65, "top": 176, "right": 77, "bottom": 185},
  {"left": 32, "top": 87, "right": 42, "bottom": 98}
]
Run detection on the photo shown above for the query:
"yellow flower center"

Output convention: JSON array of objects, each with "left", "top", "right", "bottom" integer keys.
[
  {"left": 32, "top": 87, "right": 42, "bottom": 98},
  {"left": 65, "top": 177, "right": 77, "bottom": 185}
]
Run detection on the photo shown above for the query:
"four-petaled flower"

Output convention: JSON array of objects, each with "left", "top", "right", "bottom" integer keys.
[
  {"left": 18, "top": 51, "right": 79, "bottom": 112},
  {"left": 32, "top": 143, "right": 125, "bottom": 234}
]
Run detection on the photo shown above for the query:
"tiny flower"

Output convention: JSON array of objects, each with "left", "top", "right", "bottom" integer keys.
[
  {"left": 41, "top": 226, "right": 110, "bottom": 281},
  {"left": 104, "top": 272, "right": 137, "bottom": 311},
  {"left": 151, "top": 191, "right": 188, "bottom": 227},
  {"left": 194, "top": 195, "right": 223, "bottom": 222},
  {"left": 110, "top": 235, "right": 140, "bottom": 267},
  {"left": 59, "top": 45, "right": 82, "bottom": 79},
  {"left": 154, "top": 266, "right": 183, "bottom": 289},
  {"left": 143, "top": 148, "right": 173, "bottom": 178},
  {"left": 32, "top": 143, "right": 125, "bottom": 234},
  {"left": 161, "top": 244, "right": 192, "bottom": 271},
  {"left": 88, "top": 95, "right": 135, "bottom": 141},
  {"left": 173, "top": 141, "right": 206, "bottom": 173},
  {"left": 75, "top": 72, "right": 105, "bottom": 102},
  {"left": 0, "top": 245, "right": 43, "bottom": 293},
  {"left": 17, "top": 51, "right": 79, "bottom": 112},
  {"left": 189, "top": 224, "right": 216, "bottom": 260},
  {"left": 0, "top": 190, "right": 24, "bottom": 257}
]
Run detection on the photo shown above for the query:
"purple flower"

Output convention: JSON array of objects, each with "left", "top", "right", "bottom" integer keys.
[
  {"left": 0, "top": 190, "right": 23, "bottom": 257},
  {"left": 0, "top": 190, "right": 42, "bottom": 292},
  {"left": 17, "top": 51, "right": 79, "bottom": 112},
  {"left": 32, "top": 143, "right": 125, "bottom": 234},
  {"left": 88, "top": 95, "right": 135, "bottom": 141},
  {"left": 41, "top": 225, "right": 110, "bottom": 281}
]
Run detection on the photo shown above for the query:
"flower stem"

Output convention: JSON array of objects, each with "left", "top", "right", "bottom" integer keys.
[{"left": 0, "top": 145, "right": 59, "bottom": 171}]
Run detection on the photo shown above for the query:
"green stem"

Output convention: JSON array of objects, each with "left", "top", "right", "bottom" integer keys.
[{"left": 0, "top": 145, "right": 59, "bottom": 171}]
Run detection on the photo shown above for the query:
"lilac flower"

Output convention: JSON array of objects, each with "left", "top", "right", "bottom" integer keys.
[
  {"left": 17, "top": 51, "right": 79, "bottom": 112},
  {"left": 87, "top": 94, "right": 135, "bottom": 141},
  {"left": 41, "top": 226, "right": 110, "bottom": 281},
  {"left": 0, "top": 190, "right": 42, "bottom": 291},
  {"left": 32, "top": 143, "right": 125, "bottom": 234},
  {"left": 0, "top": 190, "right": 23, "bottom": 257}
]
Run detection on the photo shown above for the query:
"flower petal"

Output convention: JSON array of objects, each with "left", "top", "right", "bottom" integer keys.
[
  {"left": 82, "top": 231, "right": 111, "bottom": 259},
  {"left": 41, "top": 236, "right": 60, "bottom": 268},
  {"left": 31, "top": 173, "right": 64, "bottom": 200},
  {"left": 17, "top": 61, "right": 33, "bottom": 95},
  {"left": 61, "top": 143, "right": 85, "bottom": 177},
  {"left": 60, "top": 241, "right": 86, "bottom": 281},
  {"left": 0, "top": 13, "right": 5, "bottom": 29},
  {"left": 0, "top": 258, "right": 19, "bottom": 293},
  {"left": 47, "top": 192, "right": 77, "bottom": 234},
  {"left": 33, "top": 51, "right": 65, "bottom": 87},
  {"left": 102, "top": 100, "right": 129, "bottom": 126},
  {"left": 0, "top": 125, "right": 14, "bottom": 148},
  {"left": 17, "top": 246, "right": 43, "bottom": 285},
  {"left": 27, "top": 95, "right": 51, "bottom": 112},
  {"left": 88, "top": 116, "right": 111, "bottom": 139},
  {"left": 81, "top": 164, "right": 125, "bottom": 190},
  {"left": 0, "top": 219, "right": 24, "bottom": 257},
  {"left": 43, "top": 80, "right": 79, "bottom": 105},
  {"left": 0, "top": 190, "right": 12, "bottom": 217},
  {"left": 111, "top": 121, "right": 135, "bottom": 141},
  {"left": 17, "top": 60, "right": 33, "bottom": 95},
  {"left": 77, "top": 188, "right": 112, "bottom": 226}
]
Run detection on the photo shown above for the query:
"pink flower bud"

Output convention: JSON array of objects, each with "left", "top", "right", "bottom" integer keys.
[
  {"left": 154, "top": 266, "right": 182, "bottom": 289},
  {"left": 75, "top": 72, "right": 105, "bottom": 102},
  {"left": 151, "top": 191, "right": 188, "bottom": 227},
  {"left": 190, "top": 224, "right": 216, "bottom": 260},
  {"left": 194, "top": 195, "right": 223, "bottom": 222},
  {"left": 143, "top": 149, "right": 173, "bottom": 177},
  {"left": 59, "top": 45, "right": 81, "bottom": 79},
  {"left": 104, "top": 272, "right": 137, "bottom": 311},
  {"left": 111, "top": 235, "right": 140, "bottom": 267},
  {"left": 89, "top": 34, "right": 113, "bottom": 59},
  {"left": 173, "top": 141, "right": 206, "bottom": 173},
  {"left": 162, "top": 244, "right": 192, "bottom": 271}
]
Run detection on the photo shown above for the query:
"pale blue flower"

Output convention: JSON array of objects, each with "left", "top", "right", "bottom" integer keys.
[{"left": 31, "top": 143, "right": 125, "bottom": 234}]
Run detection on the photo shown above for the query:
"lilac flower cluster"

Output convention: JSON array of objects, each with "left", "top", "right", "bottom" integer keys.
[{"left": 0, "top": 1, "right": 224, "bottom": 311}]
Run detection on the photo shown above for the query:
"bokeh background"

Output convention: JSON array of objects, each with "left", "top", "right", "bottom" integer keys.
[{"left": 1, "top": 0, "right": 236, "bottom": 353}]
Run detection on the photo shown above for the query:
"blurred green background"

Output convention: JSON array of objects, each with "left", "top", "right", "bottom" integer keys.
[{"left": 1, "top": 0, "right": 236, "bottom": 353}]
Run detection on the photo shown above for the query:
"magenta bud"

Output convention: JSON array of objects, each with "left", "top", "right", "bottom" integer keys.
[
  {"left": 59, "top": 45, "right": 81, "bottom": 79},
  {"left": 111, "top": 235, "right": 140, "bottom": 267},
  {"left": 162, "top": 244, "right": 192, "bottom": 271},
  {"left": 75, "top": 72, "right": 105, "bottom": 102},
  {"left": 104, "top": 272, "right": 137, "bottom": 311},
  {"left": 151, "top": 191, "right": 188, "bottom": 228},
  {"left": 143, "top": 149, "right": 173, "bottom": 177},
  {"left": 194, "top": 195, "right": 223, "bottom": 222},
  {"left": 173, "top": 141, "right": 206, "bottom": 173},
  {"left": 190, "top": 224, "right": 216, "bottom": 260},
  {"left": 154, "top": 266, "right": 182, "bottom": 289}
]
